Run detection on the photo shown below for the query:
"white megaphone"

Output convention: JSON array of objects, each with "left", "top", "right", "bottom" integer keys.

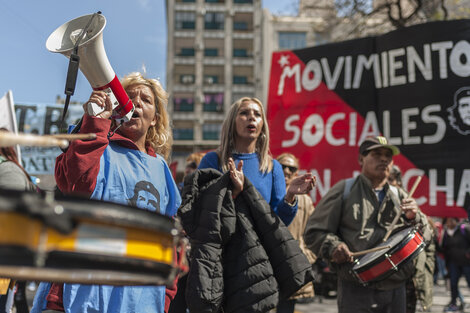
[{"left": 46, "top": 13, "right": 134, "bottom": 123}]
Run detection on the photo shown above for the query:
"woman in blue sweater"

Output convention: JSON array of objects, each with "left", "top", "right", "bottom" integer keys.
[{"left": 198, "top": 97, "right": 314, "bottom": 225}]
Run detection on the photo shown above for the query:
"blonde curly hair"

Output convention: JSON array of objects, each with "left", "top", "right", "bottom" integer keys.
[{"left": 120, "top": 72, "right": 172, "bottom": 160}]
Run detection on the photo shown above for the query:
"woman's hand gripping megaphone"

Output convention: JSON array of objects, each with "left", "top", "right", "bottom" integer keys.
[
  {"left": 86, "top": 88, "right": 121, "bottom": 118},
  {"left": 84, "top": 91, "right": 114, "bottom": 120}
]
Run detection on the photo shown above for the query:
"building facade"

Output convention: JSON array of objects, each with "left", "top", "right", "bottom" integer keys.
[
  {"left": 165, "top": 0, "right": 263, "bottom": 174},
  {"left": 166, "top": 0, "right": 331, "bottom": 178}
]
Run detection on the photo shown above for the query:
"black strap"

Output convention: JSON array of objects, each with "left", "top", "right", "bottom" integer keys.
[{"left": 59, "top": 11, "right": 102, "bottom": 132}]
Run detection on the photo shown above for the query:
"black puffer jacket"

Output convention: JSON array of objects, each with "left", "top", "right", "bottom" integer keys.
[{"left": 179, "top": 169, "right": 314, "bottom": 313}]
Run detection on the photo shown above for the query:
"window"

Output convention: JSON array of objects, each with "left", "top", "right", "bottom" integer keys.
[
  {"left": 234, "top": 0, "right": 252, "bottom": 3},
  {"left": 203, "top": 124, "right": 222, "bottom": 140},
  {"left": 173, "top": 128, "right": 194, "bottom": 140},
  {"left": 180, "top": 74, "right": 195, "bottom": 84},
  {"left": 278, "top": 32, "right": 307, "bottom": 50},
  {"left": 175, "top": 12, "right": 196, "bottom": 30},
  {"left": 233, "top": 76, "right": 248, "bottom": 84},
  {"left": 233, "top": 22, "right": 248, "bottom": 31},
  {"left": 179, "top": 48, "right": 195, "bottom": 56},
  {"left": 233, "top": 49, "right": 248, "bottom": 57},
  {"left": 204, "top": 48, "right": 218, "bottom": 56},
  {"left": 204, "top": 75, "right": 218, "bottom": 84},
  {"left": 174, "top": 97, "right": 194, "bottom": 112},
  {"left": 203, "top": 93, "right": 223, "bottom": 112},
  {"left": 205, "top": 12, "right": 224, "bottom": 30}
]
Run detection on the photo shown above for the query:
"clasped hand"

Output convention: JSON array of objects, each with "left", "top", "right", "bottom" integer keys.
[{"left": 228, "top": 158, "right": 244, "bottom": 199}]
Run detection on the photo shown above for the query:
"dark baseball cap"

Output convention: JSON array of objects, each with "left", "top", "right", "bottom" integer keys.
[{"left": 359, "top": 136, "right": 400, "bottom": 156}]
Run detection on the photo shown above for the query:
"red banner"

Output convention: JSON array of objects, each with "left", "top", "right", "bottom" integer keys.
[{"left": 267, "top": 20, "right": 470, "bottom": 218}]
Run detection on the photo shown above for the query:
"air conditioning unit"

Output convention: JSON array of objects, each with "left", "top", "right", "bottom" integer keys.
[
  {"left": 204, "top": 76, "right": 215, "bottom": 84},
  {"left": 181, "top": 75, "right": 194, "bottom": 84}
]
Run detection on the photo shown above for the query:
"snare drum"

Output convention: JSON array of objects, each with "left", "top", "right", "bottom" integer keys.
[
  {"left": 352, "top": 227, "right": 425, "bottom": 284},
  {"left": 0, "top": 189, "right": 187, "bottom": 286}
]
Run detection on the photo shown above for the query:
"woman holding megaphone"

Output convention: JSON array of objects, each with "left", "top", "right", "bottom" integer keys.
[{"left": 31, "top": 72, "right": 181, "bottom": 313}]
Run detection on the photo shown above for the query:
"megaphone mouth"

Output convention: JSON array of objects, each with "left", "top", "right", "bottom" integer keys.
[{"left": 46, "top": 13, "right": 106, "bottom": 53}]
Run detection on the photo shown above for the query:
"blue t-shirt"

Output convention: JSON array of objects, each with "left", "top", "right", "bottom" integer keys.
[
  {"left": 198, "top": 151, "right": 297, "bottom": 225},
  {"left": 32, "top": 143, "right": 181, "bottom": 313}
]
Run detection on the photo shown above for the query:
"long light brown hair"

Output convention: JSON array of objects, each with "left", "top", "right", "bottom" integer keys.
[
  {"left": 217, "top": 97, "right": 272, "bottom": 173},
  {"left": 120, "top": 72, "right": 172, "bottom": 160}
]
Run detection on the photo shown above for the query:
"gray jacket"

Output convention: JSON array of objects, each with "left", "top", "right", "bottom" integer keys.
[{"left": 304, "top": 174, "right": 430, "bottom": 290}]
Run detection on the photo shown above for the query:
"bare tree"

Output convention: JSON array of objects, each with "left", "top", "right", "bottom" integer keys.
[{"left": 297, "top": 0, "right": 470, "bottom": 42}]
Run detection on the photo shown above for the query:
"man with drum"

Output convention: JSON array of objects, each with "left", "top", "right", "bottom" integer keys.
[{"left": 304, "top": 136, "right": 431, "bottom": 313}]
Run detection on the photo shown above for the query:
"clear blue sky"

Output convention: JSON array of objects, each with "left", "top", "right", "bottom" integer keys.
[{"left": 0, "top": 0, "right": 296, "bottom": 104}]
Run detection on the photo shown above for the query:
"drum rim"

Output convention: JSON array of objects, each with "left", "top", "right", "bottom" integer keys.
[
  {"left": 0, "top": 189, "right": 178, "bottom": 235},
  {"left": 353, "top": 227, "right": 420, "bottom": 271}
]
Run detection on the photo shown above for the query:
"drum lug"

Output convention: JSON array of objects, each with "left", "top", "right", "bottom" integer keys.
[
  {"left": 385, "top": 254, "right": 398, "bottom": 271},
  {"left": 350, "top": 266, "right": 368, "bottom": 286}
]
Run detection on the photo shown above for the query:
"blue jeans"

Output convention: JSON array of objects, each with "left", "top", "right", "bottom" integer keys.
[{"left": 448, "top": 262, "right": 470, "bottom": 304}]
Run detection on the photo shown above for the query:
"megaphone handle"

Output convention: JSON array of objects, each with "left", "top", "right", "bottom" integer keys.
[{"left": 87, "top": 102, "right": 105, "bottom": 116}]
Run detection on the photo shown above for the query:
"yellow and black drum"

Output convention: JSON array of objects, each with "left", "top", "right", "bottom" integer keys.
[{"left": 0, "top": 188, "right": 187, "bottom": 287}]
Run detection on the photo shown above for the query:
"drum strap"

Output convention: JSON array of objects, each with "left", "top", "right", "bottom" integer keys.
[{"left": 342, "top": 177, "right": 356, "bottom": 201}]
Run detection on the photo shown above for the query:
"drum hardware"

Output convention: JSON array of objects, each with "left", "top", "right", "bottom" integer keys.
[{"left": 384, "top": 253, "right": 398, "bottom": 271}]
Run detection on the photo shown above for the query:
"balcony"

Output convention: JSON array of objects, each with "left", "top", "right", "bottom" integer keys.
[{"left": 203, "top": 93, "right": 224, "bottom": 112}]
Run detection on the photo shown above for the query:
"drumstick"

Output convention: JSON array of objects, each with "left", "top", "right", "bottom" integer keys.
[
  {"left": 0, "top": 132, "right": 69, "bottom": 149},
  {"left": 351, "top": 245, "right": 391, "bottom": 257},
  {"left": 383, "top": 175, "right": 422, "bottom": 242},
  {"left": 50, "top": 133, "right": 97, "bottom": 140}
]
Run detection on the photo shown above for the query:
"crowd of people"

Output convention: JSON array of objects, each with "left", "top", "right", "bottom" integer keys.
[{"left": 0, "top": 72, "right": 469, "bottom": 313}]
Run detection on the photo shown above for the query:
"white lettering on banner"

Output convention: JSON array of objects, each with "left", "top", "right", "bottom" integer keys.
[
  {"left": 302, "top": 60, "right": 322, "bottom": 91},
  {"left": 277, "top": 40, "right": 470, "bottom": 95},
  {"left": 302, "top": 114, "right": 324, "bottom": 147},
  {"left": 15, "top": 103, "right": 83, "bottom": 175},
  {"left": 402, "top": 108, "right": 420, "bottom": 145},
  {"left": 407, "top": 44, "right": 432, "bottom": 83},
  {"left": 278, "top": 64, "right": 301, "bottom": 95},
  {"left": 282, "top": 115, "right": 300, "bottom": 147},
  {"left": 307, "top": 167, "right": 469, "bottom": 208},
  {"left": 429, "top": 169, "right": 455, "bottom": 206},
  {"left": 458, "top": 170, "right": 470, "bottom": 207},
  {"left": 326, "top": 113, "right": 346, "bottom": 146},
  {"left": 421, "top": 105, "right": 446, "bottom": 144},
  {"left": 281, "top": 104, "right": 447, "bottom": 148}
]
